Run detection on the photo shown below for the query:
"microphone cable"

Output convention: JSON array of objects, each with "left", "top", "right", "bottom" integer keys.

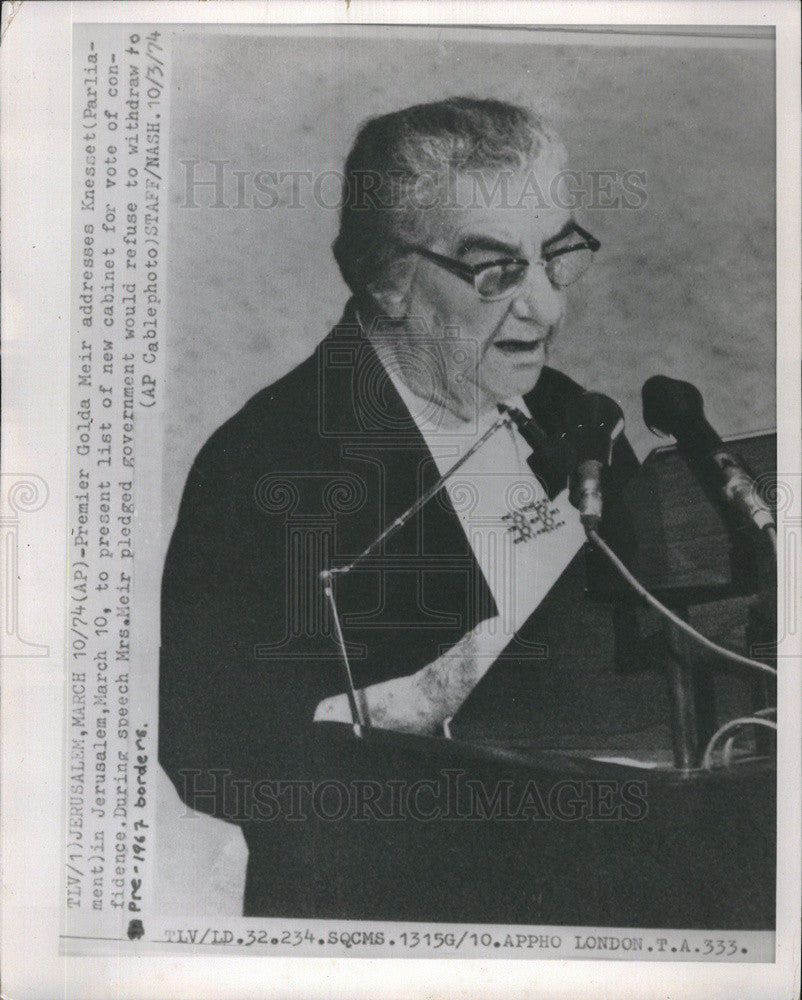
[
  {"left": 701, "top": 715, "right": 777, "bottom": 770},
  {"left": 585, "top": 527, "right": 777, "bottom": 678},
  {"left": 721, "top": 706, "right": 776, "bottom": 766}
]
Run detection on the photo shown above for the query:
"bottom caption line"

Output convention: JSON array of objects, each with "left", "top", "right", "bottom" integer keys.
[{"left": 147, "top": 926, "right": 768, "bottom": 961}]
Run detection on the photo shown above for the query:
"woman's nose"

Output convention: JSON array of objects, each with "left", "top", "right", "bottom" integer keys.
[{"left": 510, "top": 263, "right": 564, "bottom": 326}]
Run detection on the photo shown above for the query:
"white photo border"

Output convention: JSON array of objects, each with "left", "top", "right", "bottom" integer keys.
[{"left": 1, "top": 2, "right": 799, "bottom": 999}]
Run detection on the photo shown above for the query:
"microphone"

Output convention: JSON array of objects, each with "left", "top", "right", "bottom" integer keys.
[
  {"left": 564, "top": 392, "right": 625, "bottom": 530},
  {"left": 642, "top": 375, "right": 774, "bottom": 532}
]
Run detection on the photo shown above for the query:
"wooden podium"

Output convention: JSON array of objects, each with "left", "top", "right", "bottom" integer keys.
[{"left": 241, "top": 724, "right": 775, "bottom": 927}]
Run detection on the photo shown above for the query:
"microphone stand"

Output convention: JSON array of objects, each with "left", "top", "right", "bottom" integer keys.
[{"left": 319, "top": 412, "right": 513, "bottom": 737}]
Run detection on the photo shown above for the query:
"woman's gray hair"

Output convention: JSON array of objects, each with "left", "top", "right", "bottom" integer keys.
[{"left": 332, "top": 97, "right": 565, "bottom": 297}]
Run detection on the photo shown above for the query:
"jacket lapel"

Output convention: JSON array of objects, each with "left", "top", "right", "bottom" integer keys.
[{"left": 319, "top": 303, "right": 498, "bottom": 644}]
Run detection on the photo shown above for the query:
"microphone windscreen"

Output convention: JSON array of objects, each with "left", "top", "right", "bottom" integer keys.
[
  {"left": 641, "top": 375, "right": 721, "bottom": 454},
  {"left": 641, "top": 375, "right": 705, "bottom": 437},
  {"left": 565, "top": 392, "right": 625, "bottom": 464}
]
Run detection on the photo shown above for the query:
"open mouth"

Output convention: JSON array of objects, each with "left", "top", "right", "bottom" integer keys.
[{"left": 493, "top": 338, "right": 545, "bottom": 356}]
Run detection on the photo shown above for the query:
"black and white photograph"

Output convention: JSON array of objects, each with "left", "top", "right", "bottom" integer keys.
[
  {"left": 1, "top": 3, "right": 800, "bottom": 999},
  {"left": 158, "top": 21, "right": 781, "bottom": 933}
]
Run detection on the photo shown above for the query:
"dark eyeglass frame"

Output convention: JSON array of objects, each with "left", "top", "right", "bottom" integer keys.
[{"left": 401, "top": 221, "right": 601, "bottom": 300}]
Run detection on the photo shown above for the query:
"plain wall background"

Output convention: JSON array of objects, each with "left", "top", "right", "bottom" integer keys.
[{"left": 157, "top": 25, "right": 776, "bottom": 914}]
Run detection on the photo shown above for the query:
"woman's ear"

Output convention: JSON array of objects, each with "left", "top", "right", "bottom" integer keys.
[{"left": 365, "top": 258, "right": 414, "bottom": 319}]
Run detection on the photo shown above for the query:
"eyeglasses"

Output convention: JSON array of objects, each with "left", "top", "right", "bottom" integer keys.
[{"left": 401, "top": 221, "right": 600, "bottom": 301}]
